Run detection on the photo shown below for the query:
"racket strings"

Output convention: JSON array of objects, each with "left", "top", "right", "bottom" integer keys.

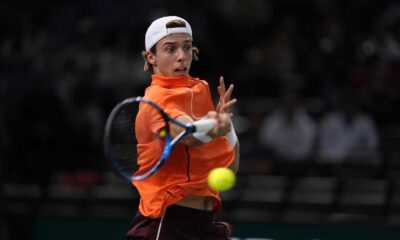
[
  {"left": 110, "top": 106, "right": 139, "bottom": 173},
  {"left": 105, "top": 98, "right": 172, "bottom": 181}
]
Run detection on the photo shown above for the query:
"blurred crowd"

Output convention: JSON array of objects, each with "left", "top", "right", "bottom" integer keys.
[
  {"left": 238, "top": 92, "right": 381, "bottom": 177},
  {"left": 1, "top": 0, "right": 400, "bottom": 185}
]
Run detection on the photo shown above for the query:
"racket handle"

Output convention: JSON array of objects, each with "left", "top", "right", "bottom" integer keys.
[{"left": 193, "top": 119, "right": 216, "bottom": 133}]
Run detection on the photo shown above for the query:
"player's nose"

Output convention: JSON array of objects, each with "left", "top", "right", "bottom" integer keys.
[{"left": 176, "top": 48, "right": 186, "bottom": 61}]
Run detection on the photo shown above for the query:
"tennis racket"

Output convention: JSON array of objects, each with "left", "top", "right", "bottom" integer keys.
[{"left": 103, "top": 96, "right": 215, "bottom": 182}]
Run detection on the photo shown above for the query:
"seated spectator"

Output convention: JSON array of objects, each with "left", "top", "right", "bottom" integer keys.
[
  {"left": 316, "top": 95, "right": 379, "bottom": 164},
  {"left": 259, "top": 93, "right": 317, "bottom": 176}
]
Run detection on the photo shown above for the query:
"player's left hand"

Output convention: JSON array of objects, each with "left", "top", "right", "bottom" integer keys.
[
  {"left": 204, "top": 111, "right": 232, "bottom": 137},
  {"left": 216, "top": 76, "right": 237, "bottom": 114}
]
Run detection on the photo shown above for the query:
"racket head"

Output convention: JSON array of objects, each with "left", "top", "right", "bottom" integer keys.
[{"left": 103, "top": 97, "right": 172, "bottom": 182}]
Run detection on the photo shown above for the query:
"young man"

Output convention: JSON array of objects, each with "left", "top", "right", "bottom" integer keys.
[{"left": 126, "top": 16, "right": 240, "bottom": 239}]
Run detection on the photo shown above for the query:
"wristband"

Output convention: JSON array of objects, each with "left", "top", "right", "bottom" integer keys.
[
  {"left": 192, "top": 118, "right": 214, "bottom": 143},
  {"left": 193, "top": 132, "right": 212, "bottom": 143},
  {"left": 226, "top": 122, "right": 238, "bottom": 147}
]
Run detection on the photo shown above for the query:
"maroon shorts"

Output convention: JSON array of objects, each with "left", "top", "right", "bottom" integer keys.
[{"left": 126, "top": 205, "right": 233, "bottom": 240}]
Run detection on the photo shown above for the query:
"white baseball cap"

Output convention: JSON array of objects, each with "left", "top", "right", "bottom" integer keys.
[{"left": 145, "top": 16, "right": 193, "bottom": 51}]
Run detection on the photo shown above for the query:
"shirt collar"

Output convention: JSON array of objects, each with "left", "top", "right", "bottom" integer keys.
[{"left": 151, "top": 74, "right": 197, "bottom": 87}]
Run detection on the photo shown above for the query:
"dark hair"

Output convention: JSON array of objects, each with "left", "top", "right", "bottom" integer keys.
[{"left": 166, "top": 19, "right": 186, "bottom": 28}]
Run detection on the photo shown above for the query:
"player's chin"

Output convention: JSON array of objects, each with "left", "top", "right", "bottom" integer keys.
[{"left": 172, "top": 70, "right": 189, "bottom": 77}]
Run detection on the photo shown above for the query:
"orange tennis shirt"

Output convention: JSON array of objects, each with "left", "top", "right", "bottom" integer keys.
[{"left": 133, "top": 74, "right": 235, "bottom": 218}]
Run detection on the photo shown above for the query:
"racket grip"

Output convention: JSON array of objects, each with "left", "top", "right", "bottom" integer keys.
[{"left": 193, "top": 119, "right": 216, "bottom": 133}]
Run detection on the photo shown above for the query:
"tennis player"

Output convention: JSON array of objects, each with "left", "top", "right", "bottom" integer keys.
[{"left": 126, "top": 16, "right": 240, "bottom": 239}]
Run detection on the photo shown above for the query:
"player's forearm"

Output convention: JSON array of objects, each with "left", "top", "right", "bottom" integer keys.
[
  {"left": 170, "top": 115, "right": 207, "bottom": 147},
  {"left": 229, "top": 142, "right": 240, "bottom": 173}
]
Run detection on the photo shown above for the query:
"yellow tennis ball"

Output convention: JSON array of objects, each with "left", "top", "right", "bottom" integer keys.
[
  {"left": 159, "top": 129, "right": 167, "bottom": 138},
  {"left": 208, "top": 167, "right": 236, "bottom": 192}
]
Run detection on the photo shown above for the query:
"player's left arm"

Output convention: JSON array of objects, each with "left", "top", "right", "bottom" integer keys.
[
  {"left": 216, "top": 76, "right": 237, "bottom": 113},
  {"left": 216, "top": 76, "right": 240, "bottom": 173},
  {"left": 230, "top": 141, "right": 240, "bottom": 173}
]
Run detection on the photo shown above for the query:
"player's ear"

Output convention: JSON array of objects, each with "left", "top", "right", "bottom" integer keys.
[
  {"left": 192, "top": 46, "right": 199, "bottom": 61},
  {"left": 143, "top": 51, "right": 156, "bottom": 65}
]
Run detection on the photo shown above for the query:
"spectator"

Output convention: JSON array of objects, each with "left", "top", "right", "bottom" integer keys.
[
  {"left": 316, "top": 95, "right": 379, "bottom": 163},
  {"left": 259, "top": 93, "right": 317, "bottom": 176}
]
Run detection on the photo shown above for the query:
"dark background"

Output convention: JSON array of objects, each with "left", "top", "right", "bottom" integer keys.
[{"left": 1, "top": 0, "right": 400, "bottom": 239}]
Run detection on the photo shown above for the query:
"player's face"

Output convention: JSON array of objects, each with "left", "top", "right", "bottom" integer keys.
[{"left": 149, "top": 33, "right": 193, "bottom": 77}]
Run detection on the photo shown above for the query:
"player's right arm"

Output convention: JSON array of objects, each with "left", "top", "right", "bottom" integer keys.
[{"left": 170, "top": 112, "right": 232, "bottom": 147}]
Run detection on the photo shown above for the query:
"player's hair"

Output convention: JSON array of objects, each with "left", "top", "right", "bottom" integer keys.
[{"left": 143, "top": 19, "right": 199, "bottom": 71}]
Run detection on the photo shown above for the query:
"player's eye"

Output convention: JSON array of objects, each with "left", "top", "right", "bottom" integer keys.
[
  {"left": 183, "top": 45, "right": 192, "bottom": 52},
  {"left": 165, "top": 46, "right": 175, "bottom": 53}
]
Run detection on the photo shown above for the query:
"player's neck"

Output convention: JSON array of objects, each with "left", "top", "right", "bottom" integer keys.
[{"left": 151, "top": 74, "right": 196, "bottom": 87}]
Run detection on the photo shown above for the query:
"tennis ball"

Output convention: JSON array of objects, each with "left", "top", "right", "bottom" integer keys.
[
  {"left": 159, "top": 129, "right": 167, "bottom": 138},
  {"left": 208, "top": 167, "right": 236, "bottom": 192}
]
